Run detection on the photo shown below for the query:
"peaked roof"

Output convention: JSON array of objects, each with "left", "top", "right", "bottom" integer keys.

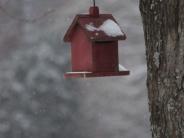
[{"left": 63, "top": 14, "right": 126, "bottom": 42}]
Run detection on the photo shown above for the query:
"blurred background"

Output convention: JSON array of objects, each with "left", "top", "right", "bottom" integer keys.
[{"left": 0, "top": 0, "right": 151, "bottom": 138}]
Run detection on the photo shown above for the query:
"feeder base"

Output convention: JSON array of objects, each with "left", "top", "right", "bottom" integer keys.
[{"left": 64, "top": 71, "right": 130, "bottom": 78}]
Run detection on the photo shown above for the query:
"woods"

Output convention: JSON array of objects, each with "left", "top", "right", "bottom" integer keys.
[
  {"left": 0, "top": 0, "right": 150, "bottom": 138},
  {"left": 140, "top": 0, "right": 184, "bottom": 138}
]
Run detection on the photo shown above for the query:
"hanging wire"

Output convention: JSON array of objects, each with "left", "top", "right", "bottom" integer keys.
[
  {"left": 91, "top": 0, "right": 95, "bottom": 7},
  {"left": 93, "top": 0, "right": 96, "bottom": 7}
]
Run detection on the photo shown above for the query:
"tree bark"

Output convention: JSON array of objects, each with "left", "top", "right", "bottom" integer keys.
[{"left": 140, "top": 0, "right": 184, "bottom": 138}]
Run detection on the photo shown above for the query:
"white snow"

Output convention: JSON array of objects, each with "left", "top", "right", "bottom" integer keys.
[
  {"left": 66, "top": 72, "right": 91, "bottom": 74},
  {"left": 119, "top": 64, "right": 128, "bottom": 71},
  {"left": 85, "top": 19, "right": 124, "bottom": 37},
  {"left": 99, "top": 19, "right": 124, "bottom": 37},
  {"left": 66, "top": 72, "right": 92, "bottom": 78},
  {"left": 86, "top": 23, "right": 98, "bottom": 31}
]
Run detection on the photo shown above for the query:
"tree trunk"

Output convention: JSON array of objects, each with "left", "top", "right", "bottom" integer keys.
[{"left": 140, "top": 0, "right": 184, "bottom": 138}]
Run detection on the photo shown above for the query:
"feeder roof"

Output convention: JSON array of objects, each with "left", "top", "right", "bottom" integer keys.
[{"left": 64, "top": 14, "right": 126, "bottom": 42}]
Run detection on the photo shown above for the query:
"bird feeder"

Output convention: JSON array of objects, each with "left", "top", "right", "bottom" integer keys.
[{"left": 63, "top": 3, "right": 130, "bottom": 78}]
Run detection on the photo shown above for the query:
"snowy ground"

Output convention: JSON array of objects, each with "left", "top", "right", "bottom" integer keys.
[{"left": 0, "top": 0, "right": 151, "bottom": 138}]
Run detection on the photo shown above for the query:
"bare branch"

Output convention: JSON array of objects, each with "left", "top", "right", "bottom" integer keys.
[{"left": 0, "top": 3, "right": 57, "bottom": 23}]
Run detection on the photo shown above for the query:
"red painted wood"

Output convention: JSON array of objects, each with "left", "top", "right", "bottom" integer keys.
[
  {"left": 92, "top": 41, "right": 119, "bottom": 72},
  {"left": 89, "top": 6, "right": 99, "bottom": 17},
  {"left": 64, "top": 71, "right": 130, "bottom": 78},
  {"left": 71, "top": 27, "right": 93, "bottom": 72}
]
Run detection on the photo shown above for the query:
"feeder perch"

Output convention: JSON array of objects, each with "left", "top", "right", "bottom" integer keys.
[{"left": 63, "top": 5, "right": 130, "bottom": 78}]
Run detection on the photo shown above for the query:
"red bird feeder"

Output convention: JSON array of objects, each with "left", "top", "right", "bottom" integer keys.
[{"left": 64, "top": 4, "right": 130, "bottom": 78}]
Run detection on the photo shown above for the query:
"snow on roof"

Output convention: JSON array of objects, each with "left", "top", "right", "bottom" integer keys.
[
  {"left": 99, "top": 19, "right": 124, "bottom": 37},
  {"left": 86, "top": 23, "right": 98, "bottom": 31},
  {"left": 85, "top": 19, "right": 124, "bottom": 37},
  {"left": 64, "top": 14, "right": 126, "bottom": 42}
]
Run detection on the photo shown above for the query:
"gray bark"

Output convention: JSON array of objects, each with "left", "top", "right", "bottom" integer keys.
[{"left": 140, "top": 0, "right": 184, "bottom": 138}]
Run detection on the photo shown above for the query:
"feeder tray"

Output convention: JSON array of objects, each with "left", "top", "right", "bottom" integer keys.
[
  {"left": 64, "top": 64, "right": 130, "bottom": 78},
  {"left": 65, "top": 71, "right": 130, "bottom": 78}
]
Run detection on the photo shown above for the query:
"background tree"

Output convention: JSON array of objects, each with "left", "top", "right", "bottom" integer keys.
[
  {"left": 0, "top": 0, "right": 150, "bottom": 138},
  {"left": 140, "top": 0, "right": 184, "bottom": 138}
]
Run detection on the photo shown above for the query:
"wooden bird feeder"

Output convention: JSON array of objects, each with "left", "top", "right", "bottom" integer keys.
[{"left": 64, "top": 4, "right": 130, "bottom": 78}]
